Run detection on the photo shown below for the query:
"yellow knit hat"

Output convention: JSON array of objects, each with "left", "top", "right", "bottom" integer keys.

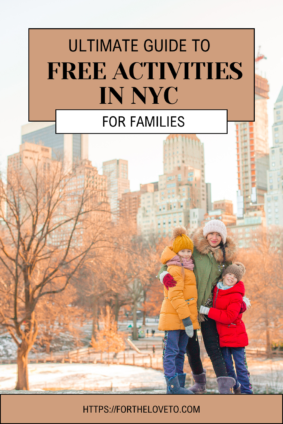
[{"left": 172, "top": 226, "right": 194, "bottom": 254}]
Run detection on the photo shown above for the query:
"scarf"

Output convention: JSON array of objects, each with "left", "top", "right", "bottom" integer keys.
[
  {"left": 166, "top": 255, "right": 194, "bottom": 271},
  {"left": 217, "top": 281, "right": 233, "bottom": 290}
]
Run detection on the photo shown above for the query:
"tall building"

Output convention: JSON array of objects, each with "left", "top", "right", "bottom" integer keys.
[
  {"left": 265, "top": 86, "right": 283, "bottom": 226},
  {"left": 137, "top": 183, "right": 159, "bottom": 237},
  {"left": 7, "top": 142, "right": 61, "bottom": 220},
  {"left": 163, "top": 134, "right": 206, "bottom": 210},
  {"left": 163, "top": 135, "right": 206, "bottom": 208},
  {"left": 202, "top": 199, "right": 236, "bottom": 227},
  {"left": 190, "top": 208, "right": 205, "bottom": 231},
  {"left": 103, "top": 159, "right": 130, "bottom": 215},
  {"left": 52, "top": 159, "right": 110, "bottom": 247},
  {"left": 229, "top": 211, "right": 266, "bottom": 249},
  {"left": 236, "top": 75, "right": 270, "bottom": 217},
  {"left": 120, "top": 190, "right": 141, "bottom": 228},
  {"left": 21, "top": 122, "right": 88, "bottom": 168},
  {"left": 138, "top": 134, "right": 207, "bottom": 238},
  {"left": 206, "top": 183, "right": 212, "bottom": 213},
  {"left": 213, "top": 199, "right": 233, "bottom": 215}
]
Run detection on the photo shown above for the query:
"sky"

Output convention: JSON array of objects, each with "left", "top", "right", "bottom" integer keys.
[{"left": 1, "top": 0, "right": 283, "bottom": 212}]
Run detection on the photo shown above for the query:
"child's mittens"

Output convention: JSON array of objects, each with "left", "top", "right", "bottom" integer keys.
[
  {"left": 240, "top": 301, "right": 247, "bottom": 314},
  {"left": 183, "top": 317, "right": 194, "bottom": 338},
  {"left": 200, "top": 306, "right": 210, "bottom": 315},
  {"left": 160, "top": 272, "right": 177, "bottom": 289},
  {"left": 243, "top": 296, "right": 251, "bottom": 309}
]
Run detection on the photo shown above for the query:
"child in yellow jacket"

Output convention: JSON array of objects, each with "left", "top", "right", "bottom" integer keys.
[{"left": 159, "top": 226, "right": 202, "bottom": 394}]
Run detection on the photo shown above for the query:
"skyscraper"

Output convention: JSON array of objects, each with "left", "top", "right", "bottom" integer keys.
[
  {"left": 21, "top": 122, "right": 88, "bottom": 168},
  {"left": 163, "top": 134, "right": 206, "bottom": 210},
  {"left": 103, "top": 159, "right": 130, "bottom": 215},
  {"left": 206, "top": 183, "right": 212, "bottom": 213},
  {"left": 265, "top": 86, "right": 283, "bottom": 226},
  {"left": 7, "top": 142, "right": 61, "bottom": 220},
  {"left": 120, "top": 190, "right": 141, "bottom": 228},
  {"left": 236, "top": 75, "right": 270, "bottom": 217},
  {"left": 137, "top": 183, "right": 159, "bottom": 237},
  {"left": 137, "top": 134, "right": 207, "bottom": 238}
]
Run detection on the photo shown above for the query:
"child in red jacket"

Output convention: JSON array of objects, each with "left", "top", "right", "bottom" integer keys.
[{"left": 199, "top": 262, "right": 253, "bottom": 394}]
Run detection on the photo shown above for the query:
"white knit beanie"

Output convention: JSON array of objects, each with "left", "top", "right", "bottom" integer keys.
[{"left": 203, "top": 220, "right": 227, "bottom": 244}]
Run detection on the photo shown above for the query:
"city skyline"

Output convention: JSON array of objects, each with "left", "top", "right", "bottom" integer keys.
[{"left": 1, "top": 0, "right": 283, "bottom": 213}]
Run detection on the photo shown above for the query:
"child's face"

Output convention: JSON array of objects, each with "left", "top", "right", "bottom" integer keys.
[
  {"left": 178, "top": 249, "right": 192, "bottom": 259},
  {"left": 223, "top": 273, "right": 237, "bottom": 287}
]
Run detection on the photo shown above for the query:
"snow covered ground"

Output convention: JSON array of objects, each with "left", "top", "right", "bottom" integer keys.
[
  {"left": 1, "top": 359, "right": 283, "bottom": 393},
  {"left": 0, "top": 363, "right": 165, "bottom": 392},
  {"left": 246, "top": 358, "right": 283, "bottom": 393}
]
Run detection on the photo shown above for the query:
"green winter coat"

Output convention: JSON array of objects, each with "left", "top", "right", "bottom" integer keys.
[{"left": 158, "top": 227, "right": 237, "bottom": 311}]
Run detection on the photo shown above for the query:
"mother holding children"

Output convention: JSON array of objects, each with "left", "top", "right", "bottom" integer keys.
[{"left": 157, "top": 220, "right": 253, "bottom": 395}]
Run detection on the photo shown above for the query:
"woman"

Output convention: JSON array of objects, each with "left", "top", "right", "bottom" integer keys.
[{"left": 158, "top": 219, "right": 240, "bottom": 394}]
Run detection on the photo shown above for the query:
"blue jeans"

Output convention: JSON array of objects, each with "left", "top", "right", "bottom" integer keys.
[
  {"left": 163, "top": 330, "right": 189, "bottom": 378},
  {"left": 221, "top": 347, "right": 253, "bottom": 394}
]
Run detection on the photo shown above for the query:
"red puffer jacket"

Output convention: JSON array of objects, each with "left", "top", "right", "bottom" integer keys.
[{"left": 208, "top": 281, "right": 248, "bottom": 348}]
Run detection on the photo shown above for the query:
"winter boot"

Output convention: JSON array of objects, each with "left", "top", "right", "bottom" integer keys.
[
  {"left": 188, "top": 370, "right": 206, "bottom": 394},
  {"left": 166, "top": 374, "right": 194, "bottom": 394},
  {"left": 217, "top": 376, "right": 236, "bottom": 394},
  {"left": 167, "top": 373, "right": 187, "bottom": 394},
  {"left": 178, "top": 373, "right": 187, "bottom": 388},
  {"left": 167, "top": 373, "right": 187, "bottom": 393},
  {"left": 234, "top": 383, "right": 241, "bottom": 394}
]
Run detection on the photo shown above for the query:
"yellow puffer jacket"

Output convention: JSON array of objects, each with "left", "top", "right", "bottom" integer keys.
[{"left": 158, "top": 246, "right": 200, "bottom": 331}]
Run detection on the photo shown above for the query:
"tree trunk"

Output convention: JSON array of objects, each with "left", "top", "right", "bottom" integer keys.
[
  {"left": 132, "top": 301, "right": 138, "bottom": 341},
  {"left": 265, "top": 308, "right": 271, "bottom": 358},
  {"left": 46, "top": 338, "right": 50, "bottom": 354},
  {"left": 114, "top": 294, "right": 120, "bottom": 322},
  {"left": 143, "top": 289, "right": 146, "bottom": 326},
  {"left": 97, "top": 307, "right": 100, "bottom": 331},
  {"left": 92, "top": 297, "right": 98, "bottom": 340},
  {"left": 15, "top": 344, "right": 30, "bottom": 390}
]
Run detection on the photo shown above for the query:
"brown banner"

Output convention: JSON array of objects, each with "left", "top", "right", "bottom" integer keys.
[
  {"left": 29, "top": 29, "right": 254, "bottom": 122},
  {"left": 1, "top": 394, "right": 282, "bottom": 423}
]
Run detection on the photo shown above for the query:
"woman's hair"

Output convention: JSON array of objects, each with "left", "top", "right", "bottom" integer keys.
[{"left": 219, "top": 241, "right": 227, "bottom": 265}]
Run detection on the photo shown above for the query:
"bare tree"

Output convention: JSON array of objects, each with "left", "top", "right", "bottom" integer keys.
[{"left": 0, "top": 156, "right": 111, "bottom": 390}]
